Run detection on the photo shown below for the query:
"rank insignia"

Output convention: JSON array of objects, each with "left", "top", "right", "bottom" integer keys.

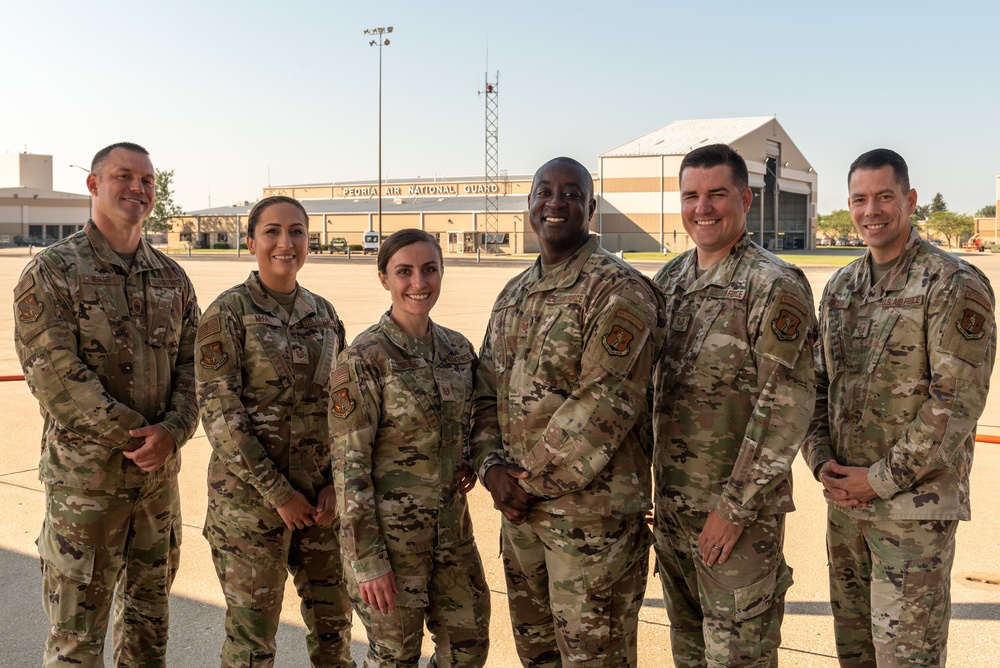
[
  {"left": 957, "top": 308, "right": 986, "bottom": 340},
  {"left": 602, "top": 324, "right": 634, "bottom": 356},
  {"left": 770, "top": 309, "right": 801, "bottom": 341},
  {"left": 17, "top": 293, "right": 44, "bottom": 323},
  {"left": 853, "top": 319, "right": 871, "bottom": 339},
  {"left": 200, "top": 342, "right": 229, "bottom": 370},
  {"left": 331, "top": 388, "right": 355, "bottom": 418}
]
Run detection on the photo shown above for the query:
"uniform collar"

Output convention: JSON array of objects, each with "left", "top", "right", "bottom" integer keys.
[
  {"left": 846, "top": 226, "right": 921, "bottom": 300},
  {"left": 523, "top": 235, "right": 601, "bottom": 295},
  {"left": 676, "top": 232, "right": 753, "bottom": 294},
  {"left": 84, "top": 219, "right": 167, "bottom": 274},
  {"left": 379, "top": 310, "right": 441, "bottom": 361},
  {"left": 245, "top": 271, "right": 315, "bottom": 324}
]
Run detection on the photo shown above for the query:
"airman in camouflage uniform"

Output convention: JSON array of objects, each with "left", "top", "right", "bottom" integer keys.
[
  {"left": 802, "top": 149, "right": 996, "bottom": 667},
  {"left": 332, "top": 311, "right": 490, "bottom": 667},
  {"left": 471, "top": 157, "right": 662, "bottom": 668},
  {"left": 652, "top": 144, "right": 816, "bottom": 668},
  {"left": 197, "top": 196, "right": 353, "bottom": 667},
  {"left": 13, "top": 143, "right": 199, "bottom": 667},
  {"left": 331, "top": 230, "right": 489, "bottom": 666}
]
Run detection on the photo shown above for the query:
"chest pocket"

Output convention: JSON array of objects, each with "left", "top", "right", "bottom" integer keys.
[
  {"left": 292, "top": 318, "right": 340, "bottom": 387},
  {"left": 146, "top": 277, "right": 184, "bottom": 349},
  {"left": 243, "top": 316, "right": 291, "bottom": 406},
  {"left": 78, "top": 275, "right": 128, "bottom": 363},
  {"left": 391, "top": 358, "right": 442, "bottom": 431},
  {"left": 673, "top": 299, "right": 748, "bottom": 387}
]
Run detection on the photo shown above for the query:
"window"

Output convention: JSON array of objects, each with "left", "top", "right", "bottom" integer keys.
[
  {"left": 217, "top": 233, "right": 228, "bottom": 243},
  {"left": 484, "top": 233, "right": 508, "bottom": 244},
  {"left": 179, "top": 232, "right": 192, "bottom": 242}
]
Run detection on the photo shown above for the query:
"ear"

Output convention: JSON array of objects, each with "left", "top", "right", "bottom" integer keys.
[
  {"left": 246, "top": 236, "right": 255, "bottom": 255},
  {"left": 906, "top": 188, "right": 918, "bottom": 216},
  {"left": 378, "top": 271, "right": 390, "bottom": 291},
  {"left": 86, "top": 172, "right": 98, "bottom": 196},
  {"left": 741, "top": 187, "right": 753, "bottom": 214},
  {"left": 587, "top": 197, "right": 597, "bottom": 222}
]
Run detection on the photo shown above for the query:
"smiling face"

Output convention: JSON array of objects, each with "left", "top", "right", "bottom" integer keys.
[
  {"left": 848, "top": 165, "right": 917, "bottom": 264},
  {"left": 378, "top": 240, "right": 442, "bottom": 337},
  {"left": 88, "top": 148, "right": 155, "bottom": 229},
  {"left": 679, "top": 164, "right": 752, "bottom": 269},
  {"left": 528, "top": 158, "right": 596, "bottom": 264},
  {"left": 246, "top": 202, "right": 309, "bottom": 294}
]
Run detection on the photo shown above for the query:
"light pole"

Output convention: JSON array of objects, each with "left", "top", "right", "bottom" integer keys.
[
  {"left": 69, "top": 164, "right": 93, "bottom": 224},
  {"left": 363, "top": 25, "right": 392, "bottom": 246}
]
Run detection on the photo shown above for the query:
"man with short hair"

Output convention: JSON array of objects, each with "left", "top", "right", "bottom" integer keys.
[
  {"left": 14, "top": 142, "right": 200, "bottom": 666},
  {"left": 652, "top": 143, "right": 816, "bottom": 667},
  {"left": 472, "top": 156, "right": 662, "bottom": 667},
  {"left": 803, "top": 148, "right": 996, "bottom": 667}
]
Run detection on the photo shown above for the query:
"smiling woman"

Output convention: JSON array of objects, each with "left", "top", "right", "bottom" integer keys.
[
  {"left": 195, "top": 194, "right": 354, "bottom": 665},
  {"left": 331, "top": 228, "right": 491, "bottom": 666}
]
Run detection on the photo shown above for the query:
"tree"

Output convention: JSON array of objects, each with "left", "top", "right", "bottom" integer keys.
[
  {"left": 930, "top": 192, "right": 948, "bottom": 213},
  {"left": 975, "top": 204, "right": 996, "bottom": 218},
  {"left": 144, "top": 169, "right": 183, "bottom": 239},
  {"left": 925, "top": 210, "right": 973, "bottom": 248},
  {"left": 912, "top": 203, "right": 931, "bottom": 223},
  {"left": 817, "top": 209, "right": 855, "bottom": 240}
]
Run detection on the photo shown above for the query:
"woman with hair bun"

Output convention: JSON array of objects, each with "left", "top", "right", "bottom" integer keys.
[{"left": 196, "top": 195, "right": 353, "bottom": 667}]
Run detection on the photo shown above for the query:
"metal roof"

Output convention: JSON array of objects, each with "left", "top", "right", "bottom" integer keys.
[
  {"left": 272, "top": 174, "right": 535, "bottom": 188},
  {"left": 185, "top": 194, "right": 528, "bottom": 217},
  {"left": 600, "top": 116, "right": 776, "bottom": 157},
  {"left": 0, "top": 187, "right": 89, "bottom": 200}
]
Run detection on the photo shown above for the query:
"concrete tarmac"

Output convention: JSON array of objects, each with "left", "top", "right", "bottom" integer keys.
[{"left": 2, "top": 247, "right": 999, "bottom": 666}]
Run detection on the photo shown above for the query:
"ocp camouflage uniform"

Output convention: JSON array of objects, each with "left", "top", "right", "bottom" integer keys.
[
  {"left": 802, "top": 227, "right": 996, "bottom": 667},
  {"left": 652, "top": 233, "right": 816, "bottom": 668},
  {"left": 470, "top": 236, "right": 662, "bottom": 668},
  {"left": 196, "top": 272, "right": 352, "bottom": 668},
  {"left": 331, "top": 312, "right": 490, "bottom": 667},
  {"left": 13, "top": 221, "right": 200, "bottom": 667}
]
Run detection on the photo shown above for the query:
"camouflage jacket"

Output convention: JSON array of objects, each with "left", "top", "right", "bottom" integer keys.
[
  {"left": 13, "top": 221, "right": 199, "bottom": 489},
  {"left": 196, "top": 272, "right": 345, "bottom": 537},
  {"left": 802, "top": 227, "right": 996, "bottom": 521},
  {"left": 331, "top": 313, "right": 477, "bottom": 582},
  {"left": 470, "top": 236, "right": 662, "bottom": 517},
  {"left": 653, "top": 234, "right": 816, "bottom": 525}
]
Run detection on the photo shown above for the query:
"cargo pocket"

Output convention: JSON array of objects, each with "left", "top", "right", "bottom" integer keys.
[
  {"left": 37, "top": 520, "right": 96, "bottom": 630},
  {"left": 722, "top": 562, "right": 792, "bottom": 665},
  {"left": 370, "top": 574, "right": 429, "bottom": 654},
  {"left": 896, "top": 554, "right": 947, "bottom": 663}
]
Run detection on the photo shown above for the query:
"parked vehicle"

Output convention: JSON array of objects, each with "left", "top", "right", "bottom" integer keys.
[
  {"left": 328, "top": 237, "right": 348, "bottom": 253},
  {"left": 363, "top": 231, "right": 380, "bottom": 255},
  {"left": 309, "top": 233, "right": 321, "bottom": 253}
]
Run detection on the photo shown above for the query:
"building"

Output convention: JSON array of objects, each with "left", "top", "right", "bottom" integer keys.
[
  {"left": 170, "top": 175, "right": 541, "bottom": 254},
  {"left": 597, "top": 116, "right": 817, "bottom": 252},
  {"left": 0, "top": 153, "right": 89, "bottom": 246},
  {"left": 168, "top": 116, "right": 818, "bottom": 254}
]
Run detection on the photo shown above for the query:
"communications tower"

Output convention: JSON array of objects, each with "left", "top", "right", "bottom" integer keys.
[{"left": 481, "top": 70, "right": 500, "bottom": 253}]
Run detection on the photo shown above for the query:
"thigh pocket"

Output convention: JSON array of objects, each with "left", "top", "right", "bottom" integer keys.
[
  {"left": 558, "top": 520, "right": 652, "bottom": 658},
  {"left": 38, "top": 519, "right": 95, "bottom": 585},
  {"left": 897, "top": 554, "right": 948, "bottom": 661},
  {"left": 370, "top": 574, "right": 429, "bottom": 652},
  {"left": 37, "top": 520, "right": 97, "bottom": 628}
]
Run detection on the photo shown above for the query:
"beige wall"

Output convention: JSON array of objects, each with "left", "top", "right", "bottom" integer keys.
[{"left": 0, "top": 154, "right": 54, "bottom": 190}]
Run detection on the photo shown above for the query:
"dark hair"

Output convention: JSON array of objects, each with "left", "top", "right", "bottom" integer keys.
[
  {"left": 848, "top": 148, "right": 910, "bottom": 192},
  {"left": 91, "top": 142, "right": 150, "bottom": 174},
  {"left": 679, "top": 144, "right": 749, "bottom": 191},
  {"left": 531, "top": 157, "right": 594, "bottom": 201},
  {"left": 246, "top": 196, "right": 309, "bottom": 238},
  {"left": 377, "top": 229, "right": 443, "bottom": 274}
]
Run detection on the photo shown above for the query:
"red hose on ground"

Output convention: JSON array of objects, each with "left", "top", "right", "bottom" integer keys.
[{"left": 0, "top": 375, "right": 25, "bottom": 382}]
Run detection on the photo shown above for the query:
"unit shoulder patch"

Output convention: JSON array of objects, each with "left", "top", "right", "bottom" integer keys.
[
  {"left": 200, "top": 341, "right": 229, "bottom": 370},
  {"left": 757, "top": 289, "right": 811, "bottom": 367},
  {"left": 17, "top": 293, "right": 44, "bottom": 323},
  {"left": 331, "top": 387, "right": 356, "bottom": 419},
  {"left": 938, "top": 286, "right": 995, "bottom": 366}
]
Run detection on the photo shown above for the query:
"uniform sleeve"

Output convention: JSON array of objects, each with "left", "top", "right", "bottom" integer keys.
[
  {"left": 470, "top": 320, "right": 509, "bottom": 481},
  {"left": 158, "top": 275, "right": 200, "bottom": 449},
  {"left": 195, "top": 303, "right": 295, "bottom": 509},
  {"left": 331, "top": 349, "right": 391, "bottom": 582},
  {"left": 518, "top": 286, "right": 656, "bottom": 498},
  {"left": 13, "top": 259, "right": 146, "bottom": 449},
  {"left": 801, "top": 283, "right": 837, "bottom": 478},
  {"left": 867, "top": 272, "right": 996, "bottom": 499},
  {"left": 716, "top": 278, "right": 818, "bottom": 525}
]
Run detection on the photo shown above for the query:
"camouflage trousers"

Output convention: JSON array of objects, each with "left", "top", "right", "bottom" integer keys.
[
  {"left": 38, "top": 478, "right": 181, "bottom": 668},
  {"left": 653, "top": 508, "right": 792, "bottom": 668},
  {"left": 208, "top": 517, "right": 353, "bottom": 668},
  {"left": 501, "top": 512, "right": 652, "bottom": 668},
  {"left": 827, "top": 507, "right": 957, "bottom": 668},
  {"left": 344, "top": 539, "right": 490, "bottom": 667}
]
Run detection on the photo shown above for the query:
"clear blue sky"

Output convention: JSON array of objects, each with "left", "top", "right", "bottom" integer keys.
[{"left": 3, "top": 0, "right": 998, "bottom": 216}]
